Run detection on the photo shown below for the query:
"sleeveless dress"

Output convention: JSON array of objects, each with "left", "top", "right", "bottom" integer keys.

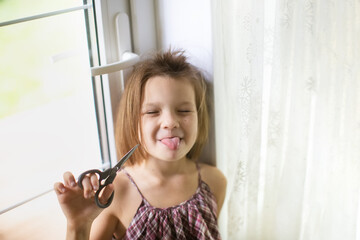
[{"left": 117, "top": 166, "right": 222, "bottom": 240}]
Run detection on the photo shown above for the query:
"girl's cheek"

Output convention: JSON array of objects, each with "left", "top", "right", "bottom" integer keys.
[{"left": 185, "top": 115, "right": 198, "bottom": 125}]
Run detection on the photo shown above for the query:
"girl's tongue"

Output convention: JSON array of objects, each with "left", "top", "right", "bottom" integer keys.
[{"left": 160, "top": 137, "right": 180, "bottom": 150}]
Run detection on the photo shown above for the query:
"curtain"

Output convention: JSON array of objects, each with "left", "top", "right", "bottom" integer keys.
[{"left": 212, "top": 0, "right": 360, "bottom": 239}]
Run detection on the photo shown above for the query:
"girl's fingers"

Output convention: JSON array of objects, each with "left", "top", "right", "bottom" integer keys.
[
  {"left": 63, "top": 171, "right": 77, "bottom": 188},
  {"left": 56, "top": 171, "right": 113, "bottom": 209},
  {"left": 54, "top": 182, "right": 66, "bottom": 195},
  {"left": 81, "top": 175, "right": 94, "bottom": 199},
  {"left": 98, "top": 184, "right": 114, "bottom": 205},
  {"left": 61, "top": 171, "right": 101, "bottom": 200},
  {"left": 90, "top": 173, "right": 99, "bottom": 191}
]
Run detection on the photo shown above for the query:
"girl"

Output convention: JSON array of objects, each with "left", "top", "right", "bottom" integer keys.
[{"left": 54, "top": 50, "right": 227, "bottom": 240}]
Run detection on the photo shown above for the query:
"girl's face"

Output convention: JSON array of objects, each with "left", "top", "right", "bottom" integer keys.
[{"left": 140, "top": 76, "right": 198, "bottom": 162}]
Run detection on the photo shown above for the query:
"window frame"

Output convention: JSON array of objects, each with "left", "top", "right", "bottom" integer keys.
[{"left": 91, "top": 0, "right": 158, "bottom": 166}]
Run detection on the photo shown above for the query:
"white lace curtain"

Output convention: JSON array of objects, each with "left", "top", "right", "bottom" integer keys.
[{"left": 212, "top": 0, "right": 360, "bottom": 239}]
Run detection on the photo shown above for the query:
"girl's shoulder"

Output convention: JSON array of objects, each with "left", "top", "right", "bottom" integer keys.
[
  {"left": 198, "top": 162, "right": 227, "bottom": 185},
  {"left": 198, "top": 163, "right": 227, "bottom": 215},
  {"left": 111, "top": 167, "right": 143, "bottom": 214},
  {"left": 93, "top": 167, "right": 143, "bottom": 238}
]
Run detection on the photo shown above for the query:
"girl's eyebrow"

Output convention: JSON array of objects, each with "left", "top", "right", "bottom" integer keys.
[
  {"left": 142, "top": 102, "right": 160, "bottom": 108},
  {"left": 178, "top": 101, "right": 196, "bottom": 106},
  {"left": 143, "top": 101, "right": 195, "bottom": 107}
]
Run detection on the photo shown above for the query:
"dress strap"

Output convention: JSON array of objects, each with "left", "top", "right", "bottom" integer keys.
[
  {"left": 121, "top": 168, "right": 146, "bottom": 200},
  {"left": 195, "top": 162, "right": 202, "bottom": 185}
]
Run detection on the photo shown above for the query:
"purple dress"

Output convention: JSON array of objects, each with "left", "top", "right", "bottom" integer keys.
[{"left": 117, "top": 166, "right": 222, "bottom": 240}]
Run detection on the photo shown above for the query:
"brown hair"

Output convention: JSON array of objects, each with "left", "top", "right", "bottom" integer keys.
[{"left": 115, "top": 49, "right": 209, "bottom": 165}]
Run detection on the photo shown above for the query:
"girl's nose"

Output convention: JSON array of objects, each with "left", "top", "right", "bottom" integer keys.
[{"left": 161, "top": 111, "right": 179, "bottom": 129}]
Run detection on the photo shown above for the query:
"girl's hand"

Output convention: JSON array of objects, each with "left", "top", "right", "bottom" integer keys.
[{"left": 54, "top": 171, "right": 114, "bottom": 229}]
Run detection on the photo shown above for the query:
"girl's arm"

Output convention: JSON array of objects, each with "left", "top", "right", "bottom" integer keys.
[
  {"left": 65, "top": 223, "right": 92, "bottom": 240},
  {"left": 90, "top": 211, "right": 121, "bottom": 240},
  {"left": 200, "top": 164, "right": 227, "bottom": 216}
]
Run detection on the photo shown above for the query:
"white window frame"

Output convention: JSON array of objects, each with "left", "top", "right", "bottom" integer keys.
[{"left": 92, "top": 0, "right": 157, "bottom": 166}]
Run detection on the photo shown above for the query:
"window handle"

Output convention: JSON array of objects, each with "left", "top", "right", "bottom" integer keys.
[
  {"left": 90, "top": 52, "right": 139, "bottom": 77},
  {"left": 91, "top": 12, "right": 138, "bottom": 77}
]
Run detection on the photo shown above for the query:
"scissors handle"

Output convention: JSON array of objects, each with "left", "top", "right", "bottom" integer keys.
[
  {"left": 77, "top": 145, "right": 138, "bottom": 208},
  {"left": 77, "top": 169, "right": 104, "bottom": 189},
  {"left": 77, "top": 169, "right": 114, "bottom": 208},
  {"left": 94, "top": 184, "right": 115, "bottom": 208}
]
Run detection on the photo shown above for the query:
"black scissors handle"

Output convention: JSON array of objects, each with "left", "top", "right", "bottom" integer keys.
[
  {"left": 94, "top": 182, "right": 115, "bottom": 208},
  {"left": 77, "top": 168, "right": 114, "bottom": 208},
  {"left": 77, "top": 145, "right": 139, "bottom": 208}
]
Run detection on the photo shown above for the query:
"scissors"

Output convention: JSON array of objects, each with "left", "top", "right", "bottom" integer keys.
[{"left": 78, "top": 145, "right": 138, "bottom": 208}]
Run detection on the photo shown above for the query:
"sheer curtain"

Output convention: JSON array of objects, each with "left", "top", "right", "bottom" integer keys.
[{"left": 212, "top": 0, "right": 360, "bottom": 239}]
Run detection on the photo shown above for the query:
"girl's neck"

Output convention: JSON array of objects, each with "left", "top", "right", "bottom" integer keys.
[{"left": 139, "top": 156, "right": 191, "bottom": 179}]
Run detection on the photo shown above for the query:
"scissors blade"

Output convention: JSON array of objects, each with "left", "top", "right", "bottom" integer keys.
[{"left": 112, "top": 144, "right": 139, "bottom": 172}]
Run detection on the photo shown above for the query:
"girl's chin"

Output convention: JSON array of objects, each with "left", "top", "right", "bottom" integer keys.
[
  {"left": 148, "top": 149, "right": 188, "bottom": 162},
  {"left": 143, "top": 141, "right": 192, "bottom": 161}
]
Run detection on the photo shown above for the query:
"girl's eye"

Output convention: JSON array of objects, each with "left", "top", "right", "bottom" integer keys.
[
  {"left": 178, "top": 110, "right": 192, "bottom": 113},
  {"left": 145, "top": 111, "right": 159, "bottom": 115}
]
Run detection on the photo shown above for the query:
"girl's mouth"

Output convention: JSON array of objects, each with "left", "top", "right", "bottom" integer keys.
[{"left": 160, "top": 137, "right": 180, "bottom": 150}]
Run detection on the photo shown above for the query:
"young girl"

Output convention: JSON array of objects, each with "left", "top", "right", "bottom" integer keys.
[{"left": 54, "top": 50, "right": 227, "bottom": 240}]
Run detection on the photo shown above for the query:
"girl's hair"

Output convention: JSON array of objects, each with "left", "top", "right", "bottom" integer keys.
[{"left": 115, "top": 49, "right": 209, "bottom": 165}]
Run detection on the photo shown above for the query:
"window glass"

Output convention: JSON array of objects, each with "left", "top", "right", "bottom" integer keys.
[
  {"left": 0, "top": 1, "right": 101, "bottom": 237},
  {"left": 0, "top": 0, "right": 85, "bottom": 23}
]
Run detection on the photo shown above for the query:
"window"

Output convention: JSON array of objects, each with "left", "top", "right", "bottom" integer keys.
[{"left": 0, "top": 0, "right": 102, "bottom": 238}]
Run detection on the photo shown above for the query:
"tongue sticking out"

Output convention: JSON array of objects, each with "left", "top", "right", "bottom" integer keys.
[{"left": 161, "top": 137, "right": 180, "bottom": 150}]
